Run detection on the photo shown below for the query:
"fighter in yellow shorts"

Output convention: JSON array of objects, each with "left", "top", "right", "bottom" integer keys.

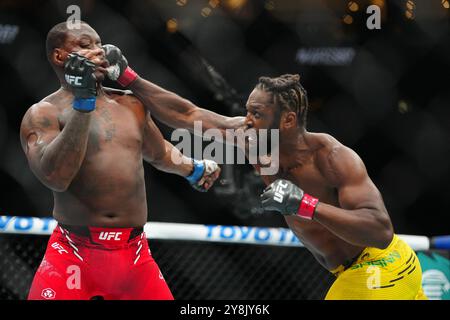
[
  {"left": 326, "top": 234, "right": 427, "bottom": 299},
  {"left": 99, "top": 45, "right": 426, "bottom": 300}
]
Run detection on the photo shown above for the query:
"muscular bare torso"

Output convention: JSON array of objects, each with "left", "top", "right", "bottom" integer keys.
[
  {"left": 41, "top": 88, "right": 148, "bottom": 227},
  {"left": 258, "top": 132, "right": 365, "bottom": 271}
]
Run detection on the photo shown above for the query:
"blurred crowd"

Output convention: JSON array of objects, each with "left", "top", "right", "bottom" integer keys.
[{"left": 0, "top": 0, "right": 449, "bottom": 236}]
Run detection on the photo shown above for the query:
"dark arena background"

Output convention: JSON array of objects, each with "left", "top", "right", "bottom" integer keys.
[{"left": 0, "top": 0, "right": 449, "bottom": 301}]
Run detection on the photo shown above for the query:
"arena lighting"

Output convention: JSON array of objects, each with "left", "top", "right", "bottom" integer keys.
[
  {"left": 405, "top": 0, "right": 415, "bottom": 19},
  {"left": 371, "top": 0, "right": 385, "bottom": 8},
  {"left": 209, "top": 0, "right": 220, "bottom": 8},
  {"left": 343, "top": 14, "right": 354, "bottom": 24},
  {"left": 406, "top": 0, "right": 415, "bottom": 10},
  {"left": 166, "top": 18, "right": 178, "bottom": 33},
  {"left": 201, "top": 7, "right": 212, "bottom": 17},
  {"left": 223, "top": 0, "right": 247, "bottom": 10},
  {"left": 0, "top": 24, "right": 19, "bottom": 44},
  {"left": 442, "top": 0, "right": 450, "bottom": 9},
  {"left": 405, "top": 10, "right": 414, "bottom": 19},
  {"left": 176, "top": 0, "right": 187, "bottom": 6},
  {"left": 398, "top": 100, "right": 410, "bottom": 114},
  {"left": 348, "top": 1, "right": 359, "bottom": 12},
  {"left": 264, "top": 0, "right": 275, "bottom": 11}
]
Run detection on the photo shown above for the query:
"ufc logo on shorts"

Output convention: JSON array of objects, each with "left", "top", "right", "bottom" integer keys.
[
  {"left": 274, "top": 181, "right": 289, "bottom": 203},
  {"left": 98, "top": 232, "right": 122, "bottom": 241},
  {"left": 51, "top": 242, "right": 68, "bottom": 254},
  {"left": 65, "top": 74, "right": 82, "bottom": 86}
]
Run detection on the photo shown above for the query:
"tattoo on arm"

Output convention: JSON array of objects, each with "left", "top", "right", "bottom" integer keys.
[
  {"left": 38, "top": 117, "right": 52, "bottom": 128},
  {"left": 22, "top": 106, "right": 93, "bottom": 191}
]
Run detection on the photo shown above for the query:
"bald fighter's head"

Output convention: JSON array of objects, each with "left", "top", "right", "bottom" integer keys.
[{"left": 46, "top": 21, "right": 107, "bottom": 82}]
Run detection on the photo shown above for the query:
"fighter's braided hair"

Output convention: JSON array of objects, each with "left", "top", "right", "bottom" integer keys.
[{"left": 256, "top": 74, "right": 309, "bottom": 127}]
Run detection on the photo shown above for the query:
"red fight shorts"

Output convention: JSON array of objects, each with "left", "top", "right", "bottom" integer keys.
[{"left": 27, "top": 224, "right": 174, "bottom": 300}]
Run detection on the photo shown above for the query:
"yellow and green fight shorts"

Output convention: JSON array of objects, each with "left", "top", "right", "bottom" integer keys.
[{"left": 326, "top": 234, "right": 427, "bottom": 300}]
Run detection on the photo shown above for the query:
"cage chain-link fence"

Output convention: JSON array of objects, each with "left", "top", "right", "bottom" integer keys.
[{"left": 0, "top": 235, "right": 334, "bottom": 300}]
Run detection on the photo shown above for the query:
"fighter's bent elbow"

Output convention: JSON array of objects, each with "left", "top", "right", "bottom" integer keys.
[
  {"left": 147, "top": 156, "right": 165, "bottom": 170},
  {"left": 41, "top": 174, "right": 72, "bottom": 193}
]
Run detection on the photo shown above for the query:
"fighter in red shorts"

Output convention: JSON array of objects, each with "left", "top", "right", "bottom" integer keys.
[{"left": 20, "top": 21, "right": 221, "bottom": 300}]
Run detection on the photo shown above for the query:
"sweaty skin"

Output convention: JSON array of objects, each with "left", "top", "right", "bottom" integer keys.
[
  {"left": 256, "top": 132, "right": 391, "bottom": 270},
  {"left": 127, "top": 78, "right": 394, "bottom": 271},
  {"left": 20, "top": 25, "right": 198, "bottom": 228}
]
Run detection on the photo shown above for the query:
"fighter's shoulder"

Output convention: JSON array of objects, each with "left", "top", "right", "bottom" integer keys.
[
  {"left": 22, "top": 99, "right": 59, "bottom": 125},
  {"left": 309, "top": 132, "right": 339, "bottom": 155},
  {"left": 20, "top": 100, "right": 60, "bottom": 149},
  {"left": 312, "top": 133, "right": 365, "bottom": 183},
  {"left": 27, "top": 89, "right": 72, "bottom": 115}
]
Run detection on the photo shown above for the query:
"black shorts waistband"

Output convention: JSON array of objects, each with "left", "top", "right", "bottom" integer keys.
[{"left": 58, "top": 224, "right": 144, "bottom": 242}]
